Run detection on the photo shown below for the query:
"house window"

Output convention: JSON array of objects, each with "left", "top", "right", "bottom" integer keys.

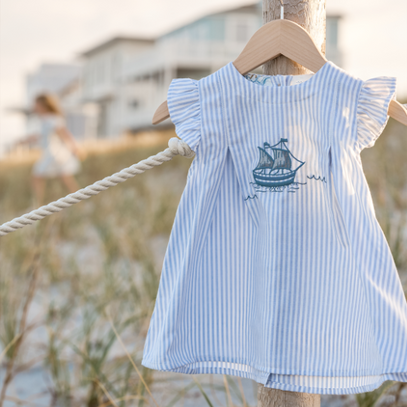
[{"left": 326, "top": 18, "right": 339, "bottom": 46}]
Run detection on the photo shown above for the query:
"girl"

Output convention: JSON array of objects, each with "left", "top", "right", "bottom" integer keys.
[{"left": 18, "top": 94, "right": 83, "bottom": 205}]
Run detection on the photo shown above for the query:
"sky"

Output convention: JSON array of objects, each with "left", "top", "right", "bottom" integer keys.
[{"left": 0, "top": 0, "right": 406, "bottom": 149}]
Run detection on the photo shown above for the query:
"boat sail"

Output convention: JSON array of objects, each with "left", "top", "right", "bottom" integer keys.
[{"left": 253, "top": 138, "right": 305, "bottom": 187}]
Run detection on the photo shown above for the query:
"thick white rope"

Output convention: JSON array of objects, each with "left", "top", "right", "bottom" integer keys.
[{"left": 0, "top": 137, "right": 194, "bottom": 237}]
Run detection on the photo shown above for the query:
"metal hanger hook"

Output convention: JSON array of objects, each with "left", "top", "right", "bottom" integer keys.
[{"left": 280, "top": 0, "right": 284, "bottom": 20}]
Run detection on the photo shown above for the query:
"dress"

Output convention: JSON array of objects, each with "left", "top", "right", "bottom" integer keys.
[
  {"left": 32, "top": 114, "right": 80, "bottom": 177},
  {"left": 141, "top": 60, "right": 407, "bottom": 395}
]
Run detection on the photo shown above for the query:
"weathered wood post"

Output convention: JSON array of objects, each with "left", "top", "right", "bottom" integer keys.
[
  {"left": 262, "top": 0, "right": 326, "bottom": 75},
  {"left": 257, "top": 0, "right": 326, "bottom": 406}
]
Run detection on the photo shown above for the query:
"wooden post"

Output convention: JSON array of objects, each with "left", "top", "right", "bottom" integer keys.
[
  {"left": 258, "top": 0, "right": 326, "bottom": 406},
  {"left": 262, "top": 0, "right": 326, "bottom": 75}
]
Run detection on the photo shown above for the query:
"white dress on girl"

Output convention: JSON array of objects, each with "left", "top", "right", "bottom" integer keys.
[{"left": 32, "top": 114, "right": 80, "bottom": 178}]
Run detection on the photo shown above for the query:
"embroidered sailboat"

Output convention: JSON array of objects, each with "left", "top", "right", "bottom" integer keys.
[{"left": 253, "top": 138, "right": 305, "bottom": 187}]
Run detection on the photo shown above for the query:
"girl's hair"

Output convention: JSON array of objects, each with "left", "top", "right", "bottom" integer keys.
[{"left": 35, "top": 93, "right": 63, "bottom": 116}]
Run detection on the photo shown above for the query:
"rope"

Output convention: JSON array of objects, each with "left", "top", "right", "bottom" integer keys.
[{"left": 0, "top": 137, "right": 194, "bottom": 237}]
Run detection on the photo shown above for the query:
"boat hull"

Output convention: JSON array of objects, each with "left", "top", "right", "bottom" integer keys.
[{"left": 253, "top": 170, "right": 296, "bottom": 187}]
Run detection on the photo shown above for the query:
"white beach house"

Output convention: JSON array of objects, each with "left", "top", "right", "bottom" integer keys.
[{"left": 80, "top": 3, "right": 342, "bottom": 138}]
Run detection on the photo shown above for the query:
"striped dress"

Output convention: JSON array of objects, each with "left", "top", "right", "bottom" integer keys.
[{"left": 141, "top": 60, "right": 407, "bottom": 395}]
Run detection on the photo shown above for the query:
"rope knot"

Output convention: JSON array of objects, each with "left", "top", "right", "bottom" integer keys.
[{"left": 168, "top": 137, "right": 195, "bottom": 159}]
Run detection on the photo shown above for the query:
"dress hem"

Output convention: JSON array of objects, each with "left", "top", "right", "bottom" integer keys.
[{"left": 141, "top": 358, "right": 407, "bottom": 395}]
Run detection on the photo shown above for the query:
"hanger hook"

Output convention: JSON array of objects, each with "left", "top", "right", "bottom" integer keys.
[{"left": 280, "top": 0, "right": 284, "bottom": 20}]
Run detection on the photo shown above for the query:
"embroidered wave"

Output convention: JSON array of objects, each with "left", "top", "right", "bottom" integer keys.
[
  {"left": 356, "top": 76, "right": 397, "bottom": 151},
  {"left": 307, "top": 175, "right": 327, "bottom": 183},
  {"left": 244, "top": 194, "right": 258, "bottom": 201},
  {"left": 167, "top": 78, "right": 201, "bottom": 153}
]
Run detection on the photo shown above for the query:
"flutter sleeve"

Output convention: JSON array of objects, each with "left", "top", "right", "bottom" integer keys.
[
  {"left": 167, "top": 78, "right": 201, "bottom": 153},
  {"left": 355, "top": 76, "right": 397, "bottom": 151}
]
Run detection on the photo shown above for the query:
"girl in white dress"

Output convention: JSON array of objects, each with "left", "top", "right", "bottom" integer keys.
[{"left": 18, "top": 94, "right": 83, "bottom": 205}]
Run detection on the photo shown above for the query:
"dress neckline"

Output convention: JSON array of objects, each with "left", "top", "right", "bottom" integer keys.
[{"left": 227, "top": 59, "right": 333, "bottom": 96}]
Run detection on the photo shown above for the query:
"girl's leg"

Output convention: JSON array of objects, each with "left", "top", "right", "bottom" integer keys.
[
  {"left": 31, "top": 176, "right": 46, "bottom": 207},
  {"left": 60, "top": 174, "right": 80, "bottom": 194}
]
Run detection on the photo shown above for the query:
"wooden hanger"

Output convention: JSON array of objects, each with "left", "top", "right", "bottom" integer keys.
[{"left": 152, "top": 17, "right": 407, "bottom": 127}]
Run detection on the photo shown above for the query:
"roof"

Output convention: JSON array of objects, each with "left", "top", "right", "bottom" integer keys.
[
  {"left": 79, "top": 3, "right": 341, "bottom": 56},
  {"left": 157, "top": 2, "right": 340, "bottom": 39},
  {"left": 79, "top": 36, "right": 155, "bottom": 57},
  {"left": 157, "top": 2, "right": 261, "bottom": 38}
]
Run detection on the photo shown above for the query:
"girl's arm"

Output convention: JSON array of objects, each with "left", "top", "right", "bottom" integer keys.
[{"left": 55, "top": 126, "right": 85, "bottom": 159}]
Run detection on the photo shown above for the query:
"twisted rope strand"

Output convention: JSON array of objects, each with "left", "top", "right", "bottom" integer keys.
[{"left": 0, "top": 137, "right": 194, "bottom": 237}]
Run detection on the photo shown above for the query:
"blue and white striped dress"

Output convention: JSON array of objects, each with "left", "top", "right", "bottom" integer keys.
[{"left": 141, "top": 60, "right": 407, "bottom": 395}]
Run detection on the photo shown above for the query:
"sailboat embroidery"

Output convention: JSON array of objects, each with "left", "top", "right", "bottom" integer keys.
[{"left": 251, "top": 138, "right": 306, "bottom": 193}]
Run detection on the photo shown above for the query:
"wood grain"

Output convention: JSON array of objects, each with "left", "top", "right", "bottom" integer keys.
[
  {"left": 233, "top": 19, "right": 327, "bottom": 76},
  {"left": 257, "top": 387, "right": 321, "bottom": 407},
  {"left": 389, "top": 100, "right": 407, "bottom": 126},
  {"left": 262, "top": 0, "right": 326, "bottom": 75}
]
